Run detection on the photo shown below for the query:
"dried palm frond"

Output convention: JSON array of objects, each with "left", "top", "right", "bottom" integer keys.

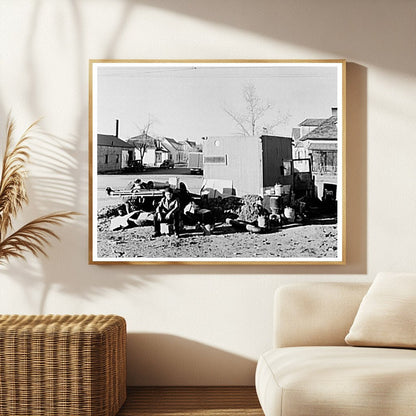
[
  {"left": 0, "top": 117, "right": 36, "bottom": 239},
  {"left": 0, "top": 116, "right": 79, "bottom": 264},
  {"left": 0, "top": 212, "right": 78, "bottom": 265}
]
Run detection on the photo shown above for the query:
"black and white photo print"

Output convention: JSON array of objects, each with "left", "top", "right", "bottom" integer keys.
[{"left": 89, "top": 60, "right": 345, "bottom": 265}]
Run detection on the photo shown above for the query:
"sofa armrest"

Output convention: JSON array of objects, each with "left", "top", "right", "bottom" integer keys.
[{"left": 274, "top": 282, "right": 370, "bottom": 348}]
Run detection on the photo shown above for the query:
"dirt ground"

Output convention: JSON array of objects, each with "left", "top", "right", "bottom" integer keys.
[{"left": 96, "top": 216, "right": 338, "bottom": 260}]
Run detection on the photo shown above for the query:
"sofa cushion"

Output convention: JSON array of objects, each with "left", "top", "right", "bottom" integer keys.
[
  {"left": 274, "top": 283, "right": 370, "bottom": 348},
  {"left": 256, "top": 346, "right": 416, "bottom": 416},
  {"left": 345, "top": 272, "right": 416, "bottom": 348}
]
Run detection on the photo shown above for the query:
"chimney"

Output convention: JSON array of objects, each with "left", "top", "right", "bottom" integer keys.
[
  {"left": 331, "top": 107, "right": 338, "bottom": 117},
  {"left": 115, "top": 119, "right": 119, "bottom": 137}
]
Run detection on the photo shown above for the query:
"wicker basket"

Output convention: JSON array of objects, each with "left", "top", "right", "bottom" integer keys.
[{"left": 0, "top": 314, "right": 126, "bottom": 416}]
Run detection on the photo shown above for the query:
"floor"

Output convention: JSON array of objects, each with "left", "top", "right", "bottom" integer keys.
[{"left": 117, "top": 386, "right": 264, "bottom": 416}]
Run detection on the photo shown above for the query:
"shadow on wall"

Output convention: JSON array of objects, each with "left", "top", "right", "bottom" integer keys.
[
  {"left": 0, "top": 125, "right": 158, "bottom": 313},
  {"left": 0, "top": 1, "right": 156, "bottom": 311},
  {"left": 135, "top": 0, "right": 413, "bottom": 76},
  {"left": 345, "top": 63, "right": 367, "bottom": 275},
  {"left": 127, "top": 333, "right": 257, "bottom": 386}
]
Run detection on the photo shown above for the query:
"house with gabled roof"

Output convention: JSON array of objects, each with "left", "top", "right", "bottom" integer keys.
[
  {"left": 126, "top": 133, "right": 171, "bottom": 167},
  {"left": 97, "top": 121, "right": 135, "bottom": 173},
  {"left": 161, "top": 137, "right": 187, "bottom": 164},
  {"left": 293, "top": 108, "right": 339, "bottom": 200},
  {"left": 293, "top": 118, "right": 326, "bottom": 158}
]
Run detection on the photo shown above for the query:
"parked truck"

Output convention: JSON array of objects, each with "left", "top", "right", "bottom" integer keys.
[{"left": 188, "top": 152, "right": 203, "bottom": 175}]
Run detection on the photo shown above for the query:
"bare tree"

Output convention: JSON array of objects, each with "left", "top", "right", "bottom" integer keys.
[
  {"left": 130, "top": 114, "right": 158, "bottom": 165},
  {"left": 224, "top": 81, "right": 289, "bottom": 136}
]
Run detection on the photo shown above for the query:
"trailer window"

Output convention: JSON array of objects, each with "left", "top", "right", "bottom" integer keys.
[
  {"left": 204, "top": 155, "right": 227, "bottom": 165},
  {"left": 283, "top": 161, "right": 292, "bottom": 176}
]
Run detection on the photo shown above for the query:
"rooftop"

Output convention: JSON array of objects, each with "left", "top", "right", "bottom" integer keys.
[
  {"left": 97, "top": 134, "right": 134, "bottom": 148},
  {"left": 127, "top": 133, "right": 158, "bottom": 148},
  {"left": 300, "top": 116, "right": 338, "bottom": 141},
  {"left": 299, "top": 118, "right": 326, "bottom": 127},
  {"left": 163, "top": 137, "right": 182, "bottom": 150}
]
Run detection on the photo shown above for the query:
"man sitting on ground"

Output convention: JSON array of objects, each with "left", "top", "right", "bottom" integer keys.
[{"left": 153, "top": 187, "right": 180, "bottom": 237}]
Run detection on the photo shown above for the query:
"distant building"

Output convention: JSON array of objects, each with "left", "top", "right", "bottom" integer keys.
[
  {"left": 97, "top": 120, "right": 134, "bottom": 173},
  {"left": 202, "top": 135, "right": 292, "bottom": 197},
  {"left": 161, "top": 137, "right": 187, "bottom": 164},
  {"left": 126, "top": 134, "right": 203, "bottom": 167},
  {"left": 293, "top": 118, "right": 326, "bottom": 160},
  {"left": 180, "top": 139, "right": 198, "bottom": 150},
  {"left": 294, "top": 108, "right": 338, "bottom": 199},
  {"left": 178, "top": 139, "right": 201, "bottom": 162},
  {"left": 126, "top": 133, "right": 171, "bottom": 167}
]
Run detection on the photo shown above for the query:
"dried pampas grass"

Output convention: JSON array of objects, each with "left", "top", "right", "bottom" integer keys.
[{"left": 0, "top": 116, "right": 78, "bottom": 264}]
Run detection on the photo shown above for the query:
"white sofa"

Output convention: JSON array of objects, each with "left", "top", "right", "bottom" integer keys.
[{"left": 255, "top": 282, "right": 416, "bottom": 416}]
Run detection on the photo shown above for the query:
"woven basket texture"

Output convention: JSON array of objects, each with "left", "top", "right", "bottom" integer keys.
[{"left": 0, "top": 314, "right": 126, "bottom": 416}]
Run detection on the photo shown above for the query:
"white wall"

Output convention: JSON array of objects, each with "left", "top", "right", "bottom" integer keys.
[{"left": 0, "top": 0, "right": 415, "bottom": 385}]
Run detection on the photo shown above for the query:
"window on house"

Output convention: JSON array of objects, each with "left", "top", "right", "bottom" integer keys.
[
  {"left": 105, "top": 155, "right": 109, "bottom": 164},
  {"left": 116, "top": 155, "right": 119, "bottom": 163},
  {"left": 311, "top": 151, "right": 337, "bottom": 174}
]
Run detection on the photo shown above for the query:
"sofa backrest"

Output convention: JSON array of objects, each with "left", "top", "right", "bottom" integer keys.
[{"left": 274, "top": 282, "right": 370, "bottom": 348}]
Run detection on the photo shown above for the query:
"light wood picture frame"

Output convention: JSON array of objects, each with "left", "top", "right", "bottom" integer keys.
[{"left": 89, "top": 60, "right": 346, "bottom": 265}]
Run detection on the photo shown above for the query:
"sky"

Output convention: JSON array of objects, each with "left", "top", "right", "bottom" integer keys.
[{"left": 94, "top": 62, "right": 340, "bottom": 141}]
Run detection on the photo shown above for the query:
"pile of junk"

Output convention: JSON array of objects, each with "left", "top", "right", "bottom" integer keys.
[{"left": 100, "top": 176, "right": 336, "bottom": 235}]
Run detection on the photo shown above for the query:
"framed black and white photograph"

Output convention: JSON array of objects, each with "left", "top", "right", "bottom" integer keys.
[{"left": 89, "top": 60, "right": 345, "bottom": 265}]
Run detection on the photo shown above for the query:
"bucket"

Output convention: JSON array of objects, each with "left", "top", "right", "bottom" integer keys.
[
  {"left": 270, "top": 197, "right": 279, "bottom": 211},
  {"left": 284, "top": 207, "right": 296, "bottom": 223},
  {"left": 274, "top": 184, "right": 283, "bottom": 196}
]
